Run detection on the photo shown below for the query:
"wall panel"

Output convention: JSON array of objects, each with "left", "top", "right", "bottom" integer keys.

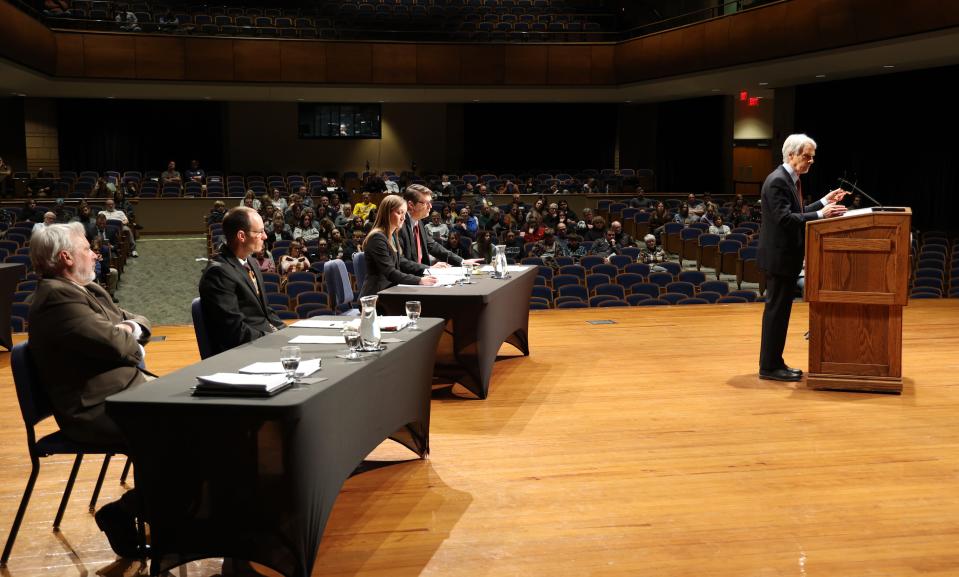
[
  {"left": 82, "top": 35, "right": 136, "bottom": 78},
  {"left": 134, "top": 36, "right": 185, "bottom": 80},
  {"left": 548, "top": 45, "right": 591, "bottom": 85},
  {"left": 280, "top": 42, "right": 326, "bottom": 83},
  {"left": 460, "top": 45, "right": 504, "bottom": 85},
  {"left": 504, "top": 45, "right": 548, "bottom": 85},
  {"left": 55, "top": 33, "right": 85, "bottom": 77},
  {"left": 185, "top": 37, "right": 234, "bottom": 81},
  {"left": 326, "top": 43, "right": 373, "bottom": 83},
  {"left": 590, "top": 45, "right": 616, "bottom": 84},
  {"left": 234, "top": 39, "right": 281, "bottom": 82},
  {"left": 372, "top": 43, "right": 417, "bottom": 84},
  {"left": 416, "top": 44, "right": 461, "bottom": 84}
]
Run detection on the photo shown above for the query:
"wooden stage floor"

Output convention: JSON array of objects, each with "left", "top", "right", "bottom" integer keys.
[{"left": 1, "top": 300, "right": 958, "bottom": 577}]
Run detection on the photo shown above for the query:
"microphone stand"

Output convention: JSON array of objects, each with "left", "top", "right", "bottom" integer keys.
[{"left": 837, "top": 177, "right": 905, "bottom": 212}]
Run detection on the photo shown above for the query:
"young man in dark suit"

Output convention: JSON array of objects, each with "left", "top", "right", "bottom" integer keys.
[
  {"left": 198, "top": 206, "right": 285, "bottom": 355},
  {"left": 757, "top": 133, "right": 849, "bottom": 382},
  {"left": 398, "top": 184, "right": 483, "bottom": 270}
]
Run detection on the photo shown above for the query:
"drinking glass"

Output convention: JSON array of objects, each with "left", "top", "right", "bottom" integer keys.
[
  {"left": 340, "top": 324, "right": 362, "bottom": 360},
  {"left": 405, "top": 300, "right": 422, "bottom": 330},
  {"left": 462, "top": 262, "right": 473, "bottom": 284},
  {"left": 280, "top": 345, "right": 301, "bottom": 384}
]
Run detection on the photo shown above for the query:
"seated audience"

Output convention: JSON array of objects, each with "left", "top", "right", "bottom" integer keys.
[
  {"left": 206, "top": 200, "right": 226, "bottom": 225},
  {"left": 293, "top": 213, "right": 320, "bottom": 243},
  {"left": 503, "top": 230, "right": 524, "bottom": 262},
  {"left": 99, "top": 198, "right": 138, "bottom": 257},
  {"left": 610, "top": 220, "right": 635, "bottom": 247},
  {"left": 566, "top": 234, "right": 588, "bottom": 261},
  {"left": 353, "top": 191, "right": 377, "bottom": 220},
  {"left": 327, "top": 229, "right": 345, "bottom": 259},
  {"left": 530, "top": 228, "right": 567, "bottom": 267},
  {"left": 32, "top": 211, "right": 57, "bottom": 234},
  {"left": 639, "top": 233, "right": 668, "bottom": 269},
  {"left": 309, "top": 238, "right": 331, "bottom": 265},
  {"left": 161, "top": 160, "right": 181, "bottom": 187},
  {"left": 709, "top": 215, "right": 731, "bottom": 237},
  {"left": 648, "top": 202, "right": 670, "bottom": 239},
  {"left": 522, "top": 214, "right": 546, "bottom": 244},
  {"left": 92, "top": 236, "right": 120, "bottom": 301},
  {"left": 342, "top": 229, "right": 365, "bottom": 261},
  {"left": 446, "top": 230, "right": 473, "bottom": 261},
  {"left": 279, "top": 240, "right": 310, "bottom": 276},
  {"left": 585, "top": 216, "right": 607, "bottom": 242},
  {"left": 253, "top": 249, "right": 275, "bottom": 274},
  {"left": 425, "top": 211, "right": 449, "bottom": 244},
  {"left": 115, "top": 9, "right": 140, "bottom": 31},
  {"left": 185, "top": 159, "right": 206, "bottom": 185},
  {"left": 471, "top": 230, "right": 495, "bottom": 263},
  {"left": 589, "top": 229, "right": 621, "bottom": 260}
]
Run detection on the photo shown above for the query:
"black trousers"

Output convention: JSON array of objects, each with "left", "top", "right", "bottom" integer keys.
[{"left": 759, "top": 272, "right": 799, "bottom": 371}]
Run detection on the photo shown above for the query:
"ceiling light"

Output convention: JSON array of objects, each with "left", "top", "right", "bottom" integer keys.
[
  {"left": 758, "top": 82, "right": 768, "bottom": 86},
  {"left": 815, "top": 74, "right": 826, "bottom": 78},
  {"left": 883, "top": 65, "right": 895, "bottom": 69}
]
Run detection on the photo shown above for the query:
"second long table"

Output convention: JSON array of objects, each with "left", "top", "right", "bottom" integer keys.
[{"left": 376, "top": 265, "right": 536, "bottom": 399}]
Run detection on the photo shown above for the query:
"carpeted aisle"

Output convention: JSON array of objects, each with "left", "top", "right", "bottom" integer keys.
[{"left": 115, "top": 235, "right": 209, "bottom": 325}]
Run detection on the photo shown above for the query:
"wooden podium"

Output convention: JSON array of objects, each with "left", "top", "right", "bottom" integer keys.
[{"left": 804, "top": 207, "right": 911, "bottom": 394}]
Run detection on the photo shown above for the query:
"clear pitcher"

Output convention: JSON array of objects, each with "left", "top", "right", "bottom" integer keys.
[
  {"left": 359, "top": 294, "right": 381, "bottom": 349},
  {"left": 491, "top": 244, "right": 509, "bottom": 279}
]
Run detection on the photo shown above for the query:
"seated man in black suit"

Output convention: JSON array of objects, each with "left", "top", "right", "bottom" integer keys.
[
  {"left": 398, "top": 184, "right": 483, "bottom": 270},
  {"left": 198, "top": 206, "right": 285, "bottom": 355}
]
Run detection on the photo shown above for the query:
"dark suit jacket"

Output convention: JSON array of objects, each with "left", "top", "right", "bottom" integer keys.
[
  {"left": 28, "top": 278, "right": 151, "bottom": 445},
  {"left": 398, "top": 217, "right": 463, "bottom": 269},
  {"left": 89, "top": 224, "right": 119, "bottom": 246},
  {"left": 757, "top": 165, "right": 824, "bottom": 277},
  {"left": 198, "top": 246, "right": 285, "bottom": 355},
  {"left": 360, "top": 231, "right": 423, "bottom": 297}
]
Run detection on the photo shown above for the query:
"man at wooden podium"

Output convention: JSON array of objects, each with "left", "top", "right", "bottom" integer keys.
[{"left": 757, "top": 134, "right": 849, "bottom": 382}]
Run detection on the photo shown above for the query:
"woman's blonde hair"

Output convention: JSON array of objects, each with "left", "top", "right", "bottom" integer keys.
[{"left": 363, "top": 194, "right": 406, "bottom": 252}]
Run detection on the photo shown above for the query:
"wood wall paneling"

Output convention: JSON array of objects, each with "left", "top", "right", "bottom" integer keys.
[
  {"left": 326, "top": 43, "right": 373, "bottom": 83},
  {"left": 82, "top": 35, "right": 136, "bottom": 78},
  {"left": 185, "top": 38, "right": 234, "bottom": 81},
  {"left": 459, "top": 45, "right": 504, "bottom": 85},
  {"left": 590, "top": 45, "right": 616, "bottom": 84},
  {"left": 503, "top": 45, "right": 548, "bottom": 85},
  {"left": 372, "top": 43, "right": 417, "bottom": 84},
  {"left": 657, "top": 26, "right": 685, "bottom": 74},
  {"left": 815, "top": 0, "right": 858, "bottom": 50},
  {"left": 613, "top": 38, "right": 641, "bottom": 84},
  {"left": 678, "top": 25, "right": 706, "bottom": 73},
  {"left": 134, "top": 36, "right": 185, "bottom": 80},
  {"left": 234, "top": 39, "right": 281, "bottom": 82},
  {"left": 280, "top": 41, "right": 326, "bottom": 83},
  {"left": 416, "top": 44, "right": 461, "bottom": 84},
  {"left": 0, "top": 1, "right": 56, "bottom": 74},
  {"left": 547, "top": 45, "right": 591, "bottom": 85},
  {"left": 701, "top": 17, "right": 732, "bottom": 70},
  {"left": 55, "top": 33, "right": 85, "bottom": 77},
  {"left": 637, "top": 34, "right": 663, "bottom": 79}
]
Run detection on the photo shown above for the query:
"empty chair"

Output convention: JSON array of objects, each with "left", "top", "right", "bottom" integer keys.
[
  {"left": 266, "top": 293, "right": 290, "bottom": 310},
  {"left": 624, "top": 262, "right": 651, "bottom": 277},
  {"left": 323, "top": 259, "right": 358, "bottom": 315},
  {"left": 614, "top": 273, "right": 646, "bottom": 291},
  {"left": 529, "top": 298, "right": 551, "bottom": 310},
  {"left": 555, "top": 295, "right": 586, "bottom": 307},
  {"left": 588, "top": 295, "right": 618, "bottom": 307},
  {"left": 286, "top": 281, "right": 315, "bottom": 304},
  {"left": 679, "top": 227, "right": 702, "bottom": 263},
  {"left": 296, "top": 303, "right": 333, "bottom": 318},
  {"left": 913, "top": 277, "right": 944, "bottom": 291},
  {"left": 591, "top": 263, "right": 618, "bottom": 278},
  {"left": 717, "top": 295, "right": 749, "bottom": 303},
  {"left": 729, "top": 289, "right": 758, "bottom": 302},
  {"left": 557, "top": 300, "right": 588, "bottom": 308},
  {"left": 594, "top": 283, "right": 626, "bottom": 300},
  {"left": 678, "top": 270, "right": 706, "bottom": 288},
  {"left": 608, "top": 254, "right": 632, "bottom": 270},
  {"left": 625, "top": 293, "right": 650, "bottom": 305},
  {"left": 558, "top": 264, "right": 586, "bottom": 281},
  {"left": 557, "top": 284, "right": 589, "bottom": 301},
  {"left": 666, "top": 281, "right": 695, "bottom": 297},
  {"left": 597, "top": 299, "right": 629, "bottom": 307},
  {"left": 586, "top": 273, "right": 611, "bottom": 294},
  {"left": 696, "top": 234, "right": 721, "bottom": 272},
  {"left": 677, "top": 297, "right": 709, "bottom": 305},
  {"left": 630, "top": 282, "right": 661, "bottom": 300},
  {"left": 579, "top": 255, "right": 604, "bottom": 270},
  {"left": 715, "top": 239, "right": 744, "bottom": 279},
  {"left": 552, "top": 274, "right": 581, "bottom": 294},
  {"left": 636, "top": 298, "right": 670, "bottom": 306},
  {"left": 648, "top": 271, "right": 673, "bottom": 289},
  {"left": 700, "top": 280, "right": 730, "bottom": 296},
  {"left": 660, "top": 292, "right": 688, "bottom": 304},
  {"left": 531, "top": 285, "right": 553, "bottom": 302},
  {"left": 696, "top": 291, "right": 723, "bottom": 303},
  {"left": 658, "top": 261, "right": 681, "bottom": 276}
]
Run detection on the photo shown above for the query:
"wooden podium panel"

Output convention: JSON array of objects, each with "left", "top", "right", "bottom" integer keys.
[{"left": 805, "top": 208, "right": 911, "bottom": 393}]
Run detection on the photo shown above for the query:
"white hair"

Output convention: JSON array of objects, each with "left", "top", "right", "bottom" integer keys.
[
  {"left": 644, "top": 234, "right": 656, "bottom": 243},
  {"left": 30, "top": 222, "right": 86, "bottom": 276},
  {"left": 782, "top": 133, "right": 816, "bottom": 163}
]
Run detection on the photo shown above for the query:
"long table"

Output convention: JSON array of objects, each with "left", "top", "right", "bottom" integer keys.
[
  {"left": 375, "top": 265, "right": 536, "bottom": 399},
  {"left": 105, "top": 318, "right": 444, "bottom": 577}
]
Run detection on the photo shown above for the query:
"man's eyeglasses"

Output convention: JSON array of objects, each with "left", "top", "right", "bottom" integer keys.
[{"left": 801, "top": 153, "right": 816, "bottom": 161}]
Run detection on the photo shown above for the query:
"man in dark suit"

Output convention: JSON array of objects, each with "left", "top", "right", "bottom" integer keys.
[
  {"left": 28, "top": 222, "right": 152, "bottom": 558},
  {"left": 398, "top": 184, "right": 483, "bottom": 270},
  {"left": 758, "top": 133, "right": 848, "bottom": 381},
  {"left": 199, "top": 206, "right": 285, "bottom": 355}
]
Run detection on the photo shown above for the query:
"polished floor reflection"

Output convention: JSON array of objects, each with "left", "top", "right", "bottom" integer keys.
[{"left": 2, "top": 301, "right": 958, "bottom": 576}]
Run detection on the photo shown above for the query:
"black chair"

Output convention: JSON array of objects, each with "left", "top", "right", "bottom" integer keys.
[
  {"left": 191, "top": 297, "right": 215, "bottom": 360},
  {"left": 1, "top": 342, "right": 125, "bottom": 566}
]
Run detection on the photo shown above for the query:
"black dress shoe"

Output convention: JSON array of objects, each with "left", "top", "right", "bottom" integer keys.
[
  {"left": 783, "top": 366, "right": 803, "bottom": 376},
  {"left": 94, "top": 501, "right": 140, "bottom": 558},
  {"left": 759, "top": 368, "right": 801, "bottom": 382}
]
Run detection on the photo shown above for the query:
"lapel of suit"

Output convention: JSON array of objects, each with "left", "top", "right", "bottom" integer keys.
[
  {"left": 221, "top": 249, "right": 269, "bottom": 314},
  {"left": 780, "top": 165, "right": 801, "bottom": 211},
  {"left": 58, "top": 279, "right": 118, "bottom": 322}
]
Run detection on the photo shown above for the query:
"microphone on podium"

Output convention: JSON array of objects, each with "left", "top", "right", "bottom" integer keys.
[{"left": 837, "top": 177, "right": 884, "bottom": 208}]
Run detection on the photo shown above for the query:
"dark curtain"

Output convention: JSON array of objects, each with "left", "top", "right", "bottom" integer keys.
[
  {"left": 655, "top": 95, "right": 724, "bottom": 194},
  {"left": 463, "top": 103, "right": 617, "bottom": 173},
  {"left": 795, "top": 64, "right": 959, "bottom": 233},
  {"left": 57, "top": 99, "right": 225, "bottom": 173}
]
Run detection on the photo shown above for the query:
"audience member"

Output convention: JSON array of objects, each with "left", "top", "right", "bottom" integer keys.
[
  {"left": 206, "top": 200, "right": 226, "bottom": 225},
  {"left": 115, "top": 9, "right": 141, "bottom": 32},
  {"left": 279, "top": 240, "right": 310, "bottom": 276},
  {"left": 185, "top": 159, "right": 205, "bottom": 185},
  {"left": 589, "top": 229, "right": 621, "bottom": 260},
  {"left": 327, "top": 229, "right": 345, "bottom": 259},
  {"left": 585, "top": 216, "right": 607, "bottom": 242},
  {"left": 342, "top": 229, "right": 364, "bottom": 261},
  {"left": 566, "top": 234, "right": 588, "bottom": 261},
  {"left": 31, "top": 211, "right": 56, "bottom": 234},
  {"left": 161, "top": 161, "right": 181, "bottom": 187},
  {"left": 687, "top": 193, "right": 705, "bottom": 216},
  {"left": 91, "top": 236, "right": 119, "bottom": 301},
  {"left": 674, "top": 203, "right": 698, "bottom": 226},
  {"left": 471, "top": 230, "right": 495, "bottom": 262},
  {"left": 503, "top": 230, "right": 524, "bottom": 262},
  {"left": 639, "top": 234, "right": 668, "bottom": 269},
  {"left": 700, "top": 204, "right": 718, "bottom": 227},
  {"left": 530, "top": 228, "right": 567, "bottom": 267},
  {"left": 43, "top": 0, "right": 72, "bottom": 16},
  {"left": 425, "top": 211, "right": 449, "bottom": 243},
  {"left": 90, "top": 213, "right": 120, "bottom": 247},
  {"left": 99, "top": 198, "right": 138, "bottom": 257},
  {"left": 253, "top": 249, "right": 275, "bottom": 274},
  {"left": 709, "top": 215, "right": 731, "bottom": 237},
  {"left": 648, "top": 201, "right": 670, "bottom": 239},
  {"left": 0, "top": 157, "right": 11, "bottom": 196},
  {"left": 610, "top": 220, "right": 635, "bottom": 247},
  {"left": 293, "top": 213, "right": 320, "bottom": 243},
  {"left": 352, "top": 191, "right": 377, "bottom": 221},
  {"left": 309, "top": 238, "right": 331, "bottom": 265},
  {"left": 198, "top": 206, "right": 285, "bottom": 355}
]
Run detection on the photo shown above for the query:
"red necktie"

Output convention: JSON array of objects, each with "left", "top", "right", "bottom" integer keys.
[
  {"left": 413, "top": 223, "right": 423, "bottom": 263},
  {"left": 795, "top": 179, "right": 803, "bottom": 207}
]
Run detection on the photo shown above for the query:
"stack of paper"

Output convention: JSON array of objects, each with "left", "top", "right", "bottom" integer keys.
[
  {"left": 238, "top": 359, "right": 322, "bottom": 377},
  {"left": 194, "top": 373, "right": 291, "bottom": 397}
]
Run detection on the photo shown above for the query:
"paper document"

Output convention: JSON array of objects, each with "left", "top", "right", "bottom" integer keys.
[
  {"left": 288, "top": 335, "right": 346, "bottom": 344},
  {"left": 196, "top": 373, "right": 289, "bottom": 392},
  {"left": 291, "top": 319, "right": 346, "bottom": 329},
  {"left": 841, "top": 207, "right": 874, "bottom": 217},
  {"left": 378, "top": 316, "right": 410, "bottom": 331},
  {"left": 238, "top": 358, "right": 322, "bottom": 377},
  {"left": 398, "top": 276, "right": 459, "bottom": 287}
]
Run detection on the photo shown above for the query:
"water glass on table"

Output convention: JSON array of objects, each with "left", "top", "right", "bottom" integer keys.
[
  {"left": 462, "top": 262, "right": 473, "bottom": 284},
  {"left": 339, "top": 323, "right": 362, "bottom": 360},
  {"left": 280, "top": 345, "right": 301, "bottom": 384},
  {"left": 405, "top": 300, "right": 421, "bottom": 330}
]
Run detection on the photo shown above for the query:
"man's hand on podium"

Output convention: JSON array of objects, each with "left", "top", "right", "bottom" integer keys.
[{"left": 822, "top": 203, "right": 848, "bottom": 218}]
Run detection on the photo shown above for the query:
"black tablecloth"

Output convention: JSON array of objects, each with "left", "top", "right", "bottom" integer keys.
[
  {"left": 0, "top": 262, "right": 25, "bottom": 350},
  {"left": 105, "top": 318, "right": 444, "bottom": 577},
  {"left": 376, "top": 266, "right": 536, "bottom": 399}
]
